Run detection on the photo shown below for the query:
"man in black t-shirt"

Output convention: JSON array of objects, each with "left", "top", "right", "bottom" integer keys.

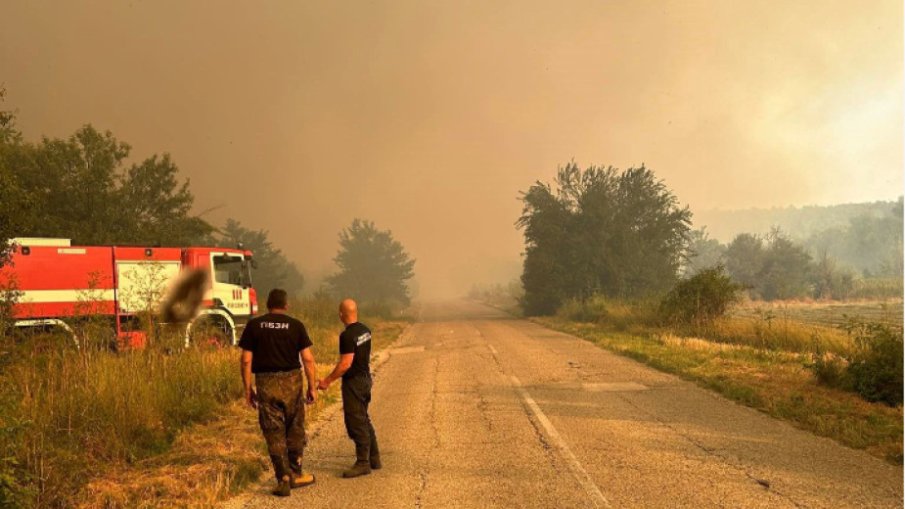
[
  {"left": 239, "top": 289, "right": 318, "bottom": 497},
  {"left": 317, "top": 298, "right": 380, "bottom": 478}
]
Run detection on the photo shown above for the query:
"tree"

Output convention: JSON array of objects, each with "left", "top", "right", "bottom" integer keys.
[
  {"left": 759, "top": 230, "right": 813, "bottom": 300},
  {"left": 219, "top": 219, "right": 304, "bottom": 296},
  {"left": 0, "top": 85, "right": 27, "bottom": 266},
  {"left": 0, "top": 121, "right": 213, "bottom": 247},
  {"left": 723, "top": 233, "right": 765, "bottom": 292},
  {"left": 724, "top": 229, "right": 815, "bottom": 300},
  {"left": 802, "top": 198, "right": 903, "bottom": 278},
  {"left": 326, "top": 219, "right": 415, "bottom": 306},
  {"left": 518, "top": 162, "right": 691, "bottom": 315},
  {"left": 114, "top": 154, "right": 213, "bottom": 245},
  {"left": 683, "top": 228, "right": 726, "bottom": 276}
]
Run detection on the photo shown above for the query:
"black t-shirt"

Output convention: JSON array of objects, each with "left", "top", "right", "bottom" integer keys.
[
  {"left": 339, "top": 322, "right": 371, "bottom": 380},
  {"left": 239, "top": 313, "right": 312, "bottom": 374}
]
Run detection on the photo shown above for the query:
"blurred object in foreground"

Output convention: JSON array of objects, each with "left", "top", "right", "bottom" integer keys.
[{"left": 161, "top": 268, "right": 209, "bottom": 323}]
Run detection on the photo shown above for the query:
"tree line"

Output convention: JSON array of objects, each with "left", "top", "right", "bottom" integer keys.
[
  {"left": 518, "top": 162, "right": 903, "bottom": 315},
  {"left": 0, "top": 91, "right": 415, "bottom": 307},
  {"left": 686, "top": 200, "right": 903, "bottom": 301}
]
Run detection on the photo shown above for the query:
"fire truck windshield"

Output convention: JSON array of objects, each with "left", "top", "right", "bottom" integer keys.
[{"left": 213, "top": 255, "right": 251, "bottom": 288}]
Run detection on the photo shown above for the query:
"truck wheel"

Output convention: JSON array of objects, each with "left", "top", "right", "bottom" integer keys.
[{"left": 188, "top": 316, "right": 233, "bottom": 349}]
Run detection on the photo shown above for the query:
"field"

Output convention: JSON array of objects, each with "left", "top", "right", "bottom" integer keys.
[{"left": 730, "top": 299, "right": 903, "bottom": 329}]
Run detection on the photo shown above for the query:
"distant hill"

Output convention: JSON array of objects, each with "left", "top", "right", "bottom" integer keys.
[{"left": 694, "top": 199, "right": 902, "bottom": 243}]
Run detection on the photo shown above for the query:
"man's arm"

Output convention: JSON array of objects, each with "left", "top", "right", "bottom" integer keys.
[
  {"left": 317, "top": 353, "right": 354, "bottom": 390},
  {"left": 300, "top": 347, "right": 318, "bottom": 404},
  {"left": 240, "top": 349, "right": 256, "bottom": 408}
]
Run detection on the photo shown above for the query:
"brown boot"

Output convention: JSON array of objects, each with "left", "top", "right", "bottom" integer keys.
[
  {"left": 342, "top": 460, "right": 371, "bottom": 478},
  {"left": 370, "top": 455, "right": 382, "bottom": 470},
  {"left": 272, "top": 476, "right": 291, "bottom": 497}
]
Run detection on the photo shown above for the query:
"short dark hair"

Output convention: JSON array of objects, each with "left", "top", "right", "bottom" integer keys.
[{"left": 266, "top": 289, "right": 288, "bottom": 310}]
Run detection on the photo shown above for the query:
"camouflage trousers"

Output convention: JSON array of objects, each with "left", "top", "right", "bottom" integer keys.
[{"left": 256, "top": 370, "right": 307, "bottom": 481}]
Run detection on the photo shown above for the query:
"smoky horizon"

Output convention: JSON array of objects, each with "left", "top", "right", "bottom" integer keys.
[{"left": 1, "top": 1, "right": 902, "bottom": 299}]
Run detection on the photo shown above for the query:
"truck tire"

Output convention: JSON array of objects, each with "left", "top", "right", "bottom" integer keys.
[{"left": 187, "top": 315, "right": 233, "bottom": 348}]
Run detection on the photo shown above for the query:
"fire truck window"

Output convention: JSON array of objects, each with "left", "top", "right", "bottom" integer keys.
[{"left": 213, "top": 255, "right": 245, "bottom": 286}]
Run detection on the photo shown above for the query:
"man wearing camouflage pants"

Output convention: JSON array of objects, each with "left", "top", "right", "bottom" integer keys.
[{"left": 240, "top": 288, "right": 318, "bottom": 497}]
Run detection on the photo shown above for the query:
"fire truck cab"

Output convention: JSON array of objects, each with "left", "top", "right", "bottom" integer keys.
[{"left": 1, "top": 238, "right": 259, "bottom": 347}]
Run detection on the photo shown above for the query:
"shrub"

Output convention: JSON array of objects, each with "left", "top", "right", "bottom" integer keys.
[
  {"left": 811, "top": 351, "right": 850, "bottom": 389},
  {"left": 810, "top": 319, "right": 904, "bottom": 406},
  {"left": 659, "top": 265, "right": 742, "bottom": 325},
  {"left": 844, "top": 320, "right": 903, "bottom": 406}
]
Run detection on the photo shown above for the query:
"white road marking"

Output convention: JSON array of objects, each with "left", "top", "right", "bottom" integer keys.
[
  {"left": 511, "top": 375, "right": 611, "bottom": 509},
  {"left": 583, "top": 382, "right": 648, "bottom": 392}
]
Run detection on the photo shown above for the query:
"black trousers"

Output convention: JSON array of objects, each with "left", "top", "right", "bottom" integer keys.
[{"left": 341, "top": 374, "right": 379, "bottom": 461}]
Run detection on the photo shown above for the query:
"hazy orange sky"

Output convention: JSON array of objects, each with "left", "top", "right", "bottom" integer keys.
[{"left": 1, "top": 1, "right": 902, "bottom": 297}]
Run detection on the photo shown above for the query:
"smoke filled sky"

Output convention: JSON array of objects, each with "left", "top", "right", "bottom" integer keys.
[{"left": 1, "top": 1, "right": 902, "bottom": 297}]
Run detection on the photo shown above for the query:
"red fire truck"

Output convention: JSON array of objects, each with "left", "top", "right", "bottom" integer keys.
[{"left": 0, "top": 238, "right": 258, "bottom": 347}]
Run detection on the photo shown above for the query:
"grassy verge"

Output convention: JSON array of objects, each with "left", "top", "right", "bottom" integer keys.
[
  {"left": 75, "top": 319, "right": 407, "bottom": 509},
  {"left": 533, "top": 316, "right": 903, "bottom": 464},
  {"left": 0, "top": 296, "right": 409, "bottom": 509}
]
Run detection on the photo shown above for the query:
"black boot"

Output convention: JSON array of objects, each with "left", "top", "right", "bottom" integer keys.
[
  {"left": 343, "top": 445, "right": 372, "bottom": 478},
  {"left": 343, "top": 461, "right": 371, "bottom": 478}
]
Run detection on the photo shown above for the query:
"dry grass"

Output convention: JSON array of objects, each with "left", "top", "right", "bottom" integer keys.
[
  {"left": 0, "top": 287, "right": 408, "bottom": 509},
  {"left": 78, "top": 401, "right": 264, "bottom": 509},
  {"left": 691, "top": 315, "right": 853, "bottom": 356},
  {"left": 537, "top": 312, "right": 904, "bottom": 465},
  {"left": 73, "top": 320, "right": 407, "bottom": 509}
]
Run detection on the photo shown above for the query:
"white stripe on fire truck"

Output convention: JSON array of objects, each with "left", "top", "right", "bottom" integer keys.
[{"left": 19, "top": 289, "right": 116, "bottom": 303}]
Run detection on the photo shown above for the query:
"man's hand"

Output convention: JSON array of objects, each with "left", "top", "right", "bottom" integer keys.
[
  {"left": 306, "top": 385, "right": 318, "bottom": 404},
  {"left": 317, "top": 378, "right": 331, "bottom": 391},
  {"left": 245, "top": 388, "right": 258, "bottom": 409}
]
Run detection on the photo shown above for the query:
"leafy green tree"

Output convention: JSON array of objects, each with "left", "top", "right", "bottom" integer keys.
[
  {"left": 114, "top": 154, "right": 213, "bottom": 245},
  {"left": 759, "top": 230, "right": 814, "bottom": 300},
  {"left": 518, "top": 162, "right": 691, "bottom": 315},
  {"left": 0, "top": 86, "right": 28, "bottom": 266},
  {"left": 724, "top": 229, "right": 817, "bottom": 300},
  {"left": 327, "top": 219, "right": 415, "bottom": 306},
  {"left": 723, "top": 233, "right": 765, "bottom": 293},
  {"left": 0, "top": 120, "right": 213, "bottom": 247},
  {"left": 219, "top": 219, "right": 304, "bottom": 296},
  {"left": 518, "top": 179, "right": 575, "bottom": 315}
]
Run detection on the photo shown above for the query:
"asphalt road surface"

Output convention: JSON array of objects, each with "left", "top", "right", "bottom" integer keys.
[{"left": 226, "top": 301, "right": 903, "bottom": 509}]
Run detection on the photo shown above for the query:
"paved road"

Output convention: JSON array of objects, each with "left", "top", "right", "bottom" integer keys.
[{"left": 227, "top": 301, "right": 903, "bottom": 509}]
